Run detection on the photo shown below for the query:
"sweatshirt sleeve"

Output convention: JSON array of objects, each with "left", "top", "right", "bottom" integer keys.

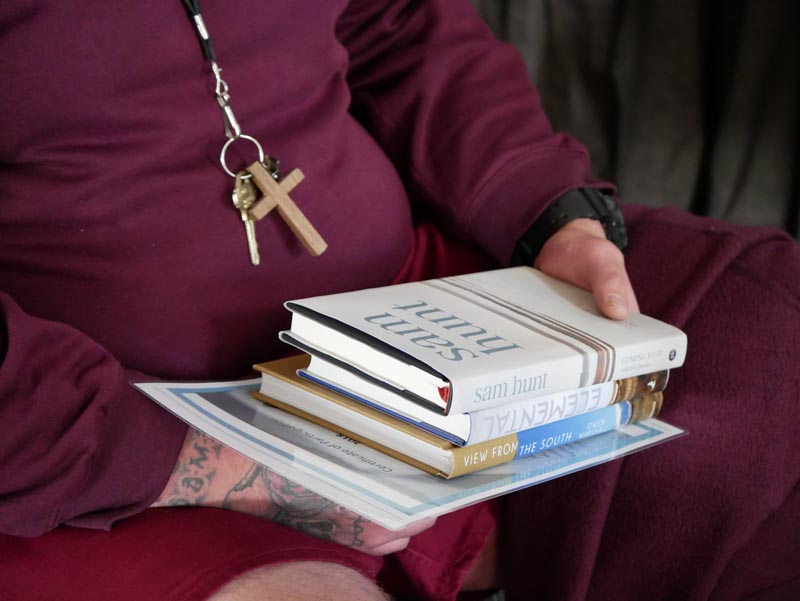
[
  {"left": 0, "top": 292, "right": 187, "bottom": 537},
  {"left": 336, "top": 0, "right": 606, "bottom": 264}
]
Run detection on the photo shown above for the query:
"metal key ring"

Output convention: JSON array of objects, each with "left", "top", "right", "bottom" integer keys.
[{"left": 220, "top": 134, "right": 265, "bottom": 178}]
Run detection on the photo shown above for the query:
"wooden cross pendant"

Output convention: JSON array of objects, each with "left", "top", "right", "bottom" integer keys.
[{"left": 245, "top": 161, "right": 328, "bottom": 256}]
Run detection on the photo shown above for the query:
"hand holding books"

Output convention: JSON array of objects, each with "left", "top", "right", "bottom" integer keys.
[{"left": 533, "top": 217, "right": 639, "bottom": 320}]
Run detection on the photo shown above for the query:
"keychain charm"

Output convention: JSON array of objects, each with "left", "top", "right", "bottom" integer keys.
[
  {"left": 181, "top": 0, "right": 327, "bottom": 265},
  {"left": 246, "top": 161, "right": 328, "bottom": 257}
]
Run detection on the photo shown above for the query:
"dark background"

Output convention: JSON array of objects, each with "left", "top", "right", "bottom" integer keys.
[{"left": 472, "top": 0, "right": 800, "bottom": 239}]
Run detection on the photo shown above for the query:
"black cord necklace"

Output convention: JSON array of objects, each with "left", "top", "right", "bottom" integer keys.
[{"left": 180, "top": 0, "right": 328, "bottom": 264}]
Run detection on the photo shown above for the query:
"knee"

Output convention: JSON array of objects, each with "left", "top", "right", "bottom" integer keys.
[{"left": 208, "top": 561, "right": 389, "bottom": 601}]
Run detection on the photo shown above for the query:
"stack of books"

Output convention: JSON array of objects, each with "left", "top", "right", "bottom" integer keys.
[{"left": 253, "top": 267, "right": 687, "bottom": 478}]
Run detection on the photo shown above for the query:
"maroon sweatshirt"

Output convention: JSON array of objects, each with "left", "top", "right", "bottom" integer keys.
[{"left": 0, "top": 1, "right": 599, "bottom": 535}]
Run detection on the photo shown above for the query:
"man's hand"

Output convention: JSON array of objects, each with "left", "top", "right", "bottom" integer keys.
[
  {"left": 534, "top": 218, "right": 639, "bottom": 320},
  {"left": 152, "top": 429, "right": 434, "bottom": 555}
]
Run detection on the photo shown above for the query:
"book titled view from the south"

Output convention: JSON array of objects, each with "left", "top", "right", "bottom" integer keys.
[{"left": 279, "top": 267, "right": 687, "bottom": 415}]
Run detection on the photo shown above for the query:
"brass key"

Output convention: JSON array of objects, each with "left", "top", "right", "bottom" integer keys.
[{"left": 232, "top": 172, "right": 261, "bottom": 266}]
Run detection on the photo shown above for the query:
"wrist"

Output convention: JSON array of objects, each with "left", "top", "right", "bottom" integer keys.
[
  {"left": 557, "top": 217, "right": 606, "bottom": 238},
  {"left": 511, "top": 188, "right": 627, "bottom": 266},
  {"left": 152, "top": 429, "right": 252, "bottom": 509}
]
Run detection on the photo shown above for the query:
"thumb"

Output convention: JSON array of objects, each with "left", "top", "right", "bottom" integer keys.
[{"left": 534, "top": 219, "right": 639, "bottom": 320}]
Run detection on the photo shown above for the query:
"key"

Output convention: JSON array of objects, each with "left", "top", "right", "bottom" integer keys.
[{"left": 232, "top": 172, "right": 261, "bottom": 265}]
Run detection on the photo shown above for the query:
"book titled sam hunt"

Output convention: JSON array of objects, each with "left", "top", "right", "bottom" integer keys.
[{"left": 279, "top": 267, "right": 687, "bottom": 415}]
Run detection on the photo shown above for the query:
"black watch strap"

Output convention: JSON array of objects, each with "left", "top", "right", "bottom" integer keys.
[{"left": 510, "top": 187, "right": 628, "bottom": 266}]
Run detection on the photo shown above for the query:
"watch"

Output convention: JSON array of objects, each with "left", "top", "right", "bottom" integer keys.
[{"left": 510, "top": 187, "right": 628, "bottom": 266}]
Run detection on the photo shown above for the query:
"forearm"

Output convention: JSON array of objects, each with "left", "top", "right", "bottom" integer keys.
[
  {"left": 152, "top": 429, "right": 366, "bottom": 549},
  {"left": 153, "top": 428, "right": 436, "bottom": 555}
]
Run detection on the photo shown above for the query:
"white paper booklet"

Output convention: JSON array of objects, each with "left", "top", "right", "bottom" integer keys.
[{"left": 135, "top": 378, "right": 685, "bottom": 531}]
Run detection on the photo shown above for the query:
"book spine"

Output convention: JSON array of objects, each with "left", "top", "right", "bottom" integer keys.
[
  {"left": 466, "top": 382, "right": 615, "bottom": 445},
  {"left": 447, "top": 432, "right": 522, "bottom": 477},
  {"left": 464, "top": 370, "right": 667, "bottom": 445},
  {"left": 450, "top": 392, "right": 662, "bottom": 477},
  {"left": 612, "top": 370, "right": 670, "bottom": 402}
]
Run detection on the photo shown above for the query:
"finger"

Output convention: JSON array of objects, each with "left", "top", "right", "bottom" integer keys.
[
  {"left": 359, "top": 516, "right": 436, "bottom": 556},
  {"left": 398, "top": 515, "right": 437, "bottom": 537},
  {"left": 583, "top": 243, "right": 639, "bottom": 320},
  {"left": 535, "top": 222, "right": 639, "bottom": 320},
  {"left": 365, "top": 536, "right": 411, "bottom": 556}
]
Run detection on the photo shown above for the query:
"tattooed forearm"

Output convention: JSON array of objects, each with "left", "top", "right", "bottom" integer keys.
[
  {"left": 153, "top": 430, "right": 368, "bottom": 550},
  {"left": 153, "top": 429, "right": 222, "bottom": 507},
  {"left": 222, "top": 465, "right": 365, "bottom": 548}
]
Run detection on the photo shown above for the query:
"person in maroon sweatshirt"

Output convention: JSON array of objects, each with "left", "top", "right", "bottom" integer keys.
[{"left": 1, "top": 2, "right": 798, "bottom": 600}]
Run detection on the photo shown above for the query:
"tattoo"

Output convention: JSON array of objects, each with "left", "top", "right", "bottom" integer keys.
[
  {"left": 222, "top": 466, "right": 365, "bottom": 548},
  {"left": 188, "top": 442, "right": 210, "bottom": 468},
  {"left": 156, "top": 431, "right": 367, "bottom": 549},
  {"left": 182, "top": 477, "right": 206, "bottom": 493},
  {"left": 283, "top": 510, "right": 366, "bottom": 549},
  {"left": 157, "top": 430, "right": 220, "bottom": 507},
  {"left": 226, "top": 463, "right": 262, "bottom": 496}
]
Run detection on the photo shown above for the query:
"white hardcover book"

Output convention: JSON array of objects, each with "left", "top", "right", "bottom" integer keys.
[{"left": 280, "top": 267, "right": 687, "bottom": 415}]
